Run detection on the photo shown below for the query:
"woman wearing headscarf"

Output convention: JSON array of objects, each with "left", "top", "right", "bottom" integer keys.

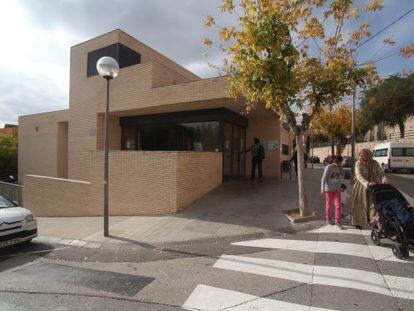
[{"left": 351, "top": 148, "right": 387, "bottom": 229}]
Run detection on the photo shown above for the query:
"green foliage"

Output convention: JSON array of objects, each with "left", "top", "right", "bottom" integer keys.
[
  {"left": 0, "top": 136, "right": 18, "bottom": 174},
  {"left": 204, "top": 0, "right": 381, "bottom": 132},
  {"left": 360, "top": 74, "right": 414, "bottom": 138}
]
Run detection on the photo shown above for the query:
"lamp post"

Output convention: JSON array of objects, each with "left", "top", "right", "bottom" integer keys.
[
  {"left": 351, "top": 87, "right": 356, "bottom": 184},
  {"left": 97, "top": 56, "right": 119, "bottom": 237}
]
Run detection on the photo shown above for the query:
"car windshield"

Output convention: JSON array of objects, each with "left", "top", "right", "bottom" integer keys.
[{"left": 0, "top": 196, "right": 15, "bottom": 209}]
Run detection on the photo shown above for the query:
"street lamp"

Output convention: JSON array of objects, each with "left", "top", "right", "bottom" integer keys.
[
  {"left": 351, "top": 87, "right": 356, "bottom": 184},
  {"left": 97, "top": 56, "right": 119, "bottom": 237}
]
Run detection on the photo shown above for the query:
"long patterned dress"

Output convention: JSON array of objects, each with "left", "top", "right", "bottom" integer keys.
[{"left": 351, "top": 159, "right": 387, "bottom": 226}]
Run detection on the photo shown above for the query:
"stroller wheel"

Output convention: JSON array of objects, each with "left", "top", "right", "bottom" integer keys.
[
  {"left": 392, "top": 245, "right": 408, "bottom": 260},
  {"left": 371, "top": 230, "right": 381, "bottom": 246}
]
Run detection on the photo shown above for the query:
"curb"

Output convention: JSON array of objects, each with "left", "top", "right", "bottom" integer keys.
[{"left": 33, "top": 221, "right": 325, "bottom": 251}]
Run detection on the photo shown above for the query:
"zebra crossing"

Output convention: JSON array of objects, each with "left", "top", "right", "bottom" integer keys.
[{"left": 182, "top": 225, "right": 414, "bottom": 311}]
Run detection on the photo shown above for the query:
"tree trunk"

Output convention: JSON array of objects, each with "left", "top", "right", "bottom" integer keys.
[
  {"left": 398, "top": 121, "right": 405, "bottom": 139},
  {"left": 330, "top": 136, "right": 335, "bottom": 156},
  {"left": 335, "top": 140, "right": 341, "bottom": 155},
  {"left": 295, "top": 129, "right": 310, "bottom": 216}
]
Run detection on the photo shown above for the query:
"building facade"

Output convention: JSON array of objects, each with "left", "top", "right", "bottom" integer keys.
[
  {"left": 19, "top": 29, "right": 292, "bottom": 216},
  {"left": 0, "top": 124, "right": 18, "bottom": 138}
]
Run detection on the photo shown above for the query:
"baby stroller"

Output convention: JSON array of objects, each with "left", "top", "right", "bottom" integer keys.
[{"left": 370, "top": 184, "right": 414, "bottom": 260}]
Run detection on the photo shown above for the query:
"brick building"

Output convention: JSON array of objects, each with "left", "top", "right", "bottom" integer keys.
[
  {"left": 0, "top": 124, "right": 18, "bottom": 138},
  {"left": 19, "top": 29, "right": 292, "bottom": 216}
]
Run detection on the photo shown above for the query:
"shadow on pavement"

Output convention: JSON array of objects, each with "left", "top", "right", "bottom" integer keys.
[
  {"left": 174, "top": 169, "right": 327, "bottom": 232},
  {"left": 107, "top": 235, "right": 156, "bottom": 250},
  {"left": 0, "top": 241, "right": 55, "bottom": 273}
]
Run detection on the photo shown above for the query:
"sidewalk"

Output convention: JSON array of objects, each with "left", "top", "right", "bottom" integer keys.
[{"left": 34, "top": 169, "right": 338, "bottom": 249}]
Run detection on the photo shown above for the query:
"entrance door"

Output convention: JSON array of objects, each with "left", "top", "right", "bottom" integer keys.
[
  {"left": 223, "top": 123, "right": 233, "bottom": 178},
  {"left": 223, "top": 123, "right": 246, "bottom": 179}
]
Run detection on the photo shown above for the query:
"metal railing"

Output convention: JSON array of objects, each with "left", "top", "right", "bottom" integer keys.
[{"left": 0, "top": 181, "right": 23, "bottom": 205}]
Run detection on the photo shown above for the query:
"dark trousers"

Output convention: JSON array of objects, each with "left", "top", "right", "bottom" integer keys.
[{"left": 251, "top": 157, "right": 263, "bottom": 180}]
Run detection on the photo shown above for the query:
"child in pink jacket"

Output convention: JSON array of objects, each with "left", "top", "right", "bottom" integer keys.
[{"left": 321, "top": 156, "right": 343, "bottom": 227}]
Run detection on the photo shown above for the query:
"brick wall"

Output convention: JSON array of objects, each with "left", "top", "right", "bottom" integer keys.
[
  {"left": 246, "top": 116, "right": 281, "bottom": 178},
  {"left": 18, "top": 110, "right": 69, "bottom": 183},
  {"left": 23, "top": 175, "right": 92, "bottom": 217},
  {"left": 89, "top": 151, "right": 179, "bottom": 215},
  {"left": 176, "top": 152, "right": 222, "bottom": 210},
  {"left": 0, "top": 127, "right": 18, "bottom": 137},
  {"left": 23, "top": 151, "right": 222, "bottom": 216}
]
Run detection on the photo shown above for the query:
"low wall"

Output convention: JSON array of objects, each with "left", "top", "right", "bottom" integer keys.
[
  {"left": 176, "top": 152, "right": 222, "bottom": 210},
  {"left": 23, "top": 151, "right": 222, "bottom": 216},
  {"left": 23, "top": 175, "right": 91, "bottom": 216},
  {"left": 312, "top": 142, "right": 377, "bottom": 160}
]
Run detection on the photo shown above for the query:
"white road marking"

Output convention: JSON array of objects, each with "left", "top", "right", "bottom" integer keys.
[
  {"left": 183, "top": 284, "right": 336, "bottom": 311},
  {"left": 214, "top": 254, "right": 313, "bottom": 284},
  {"left": 400, "top": 189, "right": 414, "bottom": 206},
  {"left": 385, "top": 274, "right": 414, "bottom": 300},
  {"left": 214, "top": 255, "right": 414, "bottom": 299},
  {"left": 0, "top": 301, "right": 27, "bottom": 311},
  {"left": 308, "top": 225, "right": 371, "bottom": 236},
  {"left": 232, "top": 238, "right": 413, "bottom": 263}
]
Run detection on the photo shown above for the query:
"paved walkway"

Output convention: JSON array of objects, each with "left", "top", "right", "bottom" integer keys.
[{"left": 36, "top": 169, "right": 333, "bottom": 248}]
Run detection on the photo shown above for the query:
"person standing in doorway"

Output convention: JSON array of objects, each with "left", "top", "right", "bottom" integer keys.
[{"left": 246, "top": 138, "right": 265, "bottom": 182}]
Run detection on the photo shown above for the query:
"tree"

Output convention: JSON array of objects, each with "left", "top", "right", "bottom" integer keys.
[
  {"left": 0, "top": 136, "right": 18, "bottom": 176},
  {"left": 360, "top": 73, "right": 414, "bottom": 138},
  {"left": 311, "top": 104, "right": 353, "bottom": 155},
  {"left": 203, "top": 0, "right": 383, "bottom": 216}
]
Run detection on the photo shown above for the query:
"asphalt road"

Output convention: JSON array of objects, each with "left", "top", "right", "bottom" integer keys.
[
  {"left": 2, "top": 222, "right": 414, "bottom": 310},
  {"left": 386, "top": 172, "right": 414, "bottom": 198}
]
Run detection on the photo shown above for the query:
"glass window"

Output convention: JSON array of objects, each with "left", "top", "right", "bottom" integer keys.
[
  {"left": 127, "top": 121, "right": 220, "bottom": 152},
  {"left": 282, "top": 144, "right": 289, "bottom": 155},
  {"left": 405, "top": 148, "right": 414, "bottom": 156},
  {"left": 180, "top": 122, "right": 219, "bottom": 152},
  {"left": 375, "top": 148, "right": 388, "bottom": 157},
  {"left": 392, "top": 148, "right": 404, "bottom": 156},
  {"left": 0, "top": 196, "right": 15, "bottom": 209}
]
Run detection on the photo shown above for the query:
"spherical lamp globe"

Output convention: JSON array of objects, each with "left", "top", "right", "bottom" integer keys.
[{"left": 96, "top": 56, "right": 119, "bottom": 79}]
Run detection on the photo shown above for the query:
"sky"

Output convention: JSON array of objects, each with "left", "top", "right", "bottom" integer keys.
[{"left": 0, "top": 0, "right": 413, "bottom": 127}]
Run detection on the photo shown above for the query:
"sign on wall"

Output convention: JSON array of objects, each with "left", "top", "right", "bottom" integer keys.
[{"left": 267, "top": 140, "right": 279, "bottom": 151}]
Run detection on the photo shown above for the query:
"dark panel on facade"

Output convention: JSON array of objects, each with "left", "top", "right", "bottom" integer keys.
[
  {"left": 119, "top": 108, "right": 248, "bottom": 128},
  {"left": 87, "top": 43, "right": 141, "bottom": 77}
]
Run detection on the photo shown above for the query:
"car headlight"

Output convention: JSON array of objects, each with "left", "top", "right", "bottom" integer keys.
[{"left": 25, "top": 214, "right": 34, "bottom": 222}]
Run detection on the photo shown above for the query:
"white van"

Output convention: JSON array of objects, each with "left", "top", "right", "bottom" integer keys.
[{"left": 373, "top": 142, "right": 414, "bottom": 173}]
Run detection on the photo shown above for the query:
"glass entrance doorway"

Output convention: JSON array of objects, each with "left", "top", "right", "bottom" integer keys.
[{"left": 223, "top": 122, "right": 246, "bottom": 179}]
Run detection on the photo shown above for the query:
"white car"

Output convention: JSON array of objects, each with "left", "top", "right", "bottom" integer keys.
[
  {"left": 373, "top": 142, "right": 414, "bottom": 173},
  {"left": 0, "top": 195, "right": 37, "bottom": 249}
]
